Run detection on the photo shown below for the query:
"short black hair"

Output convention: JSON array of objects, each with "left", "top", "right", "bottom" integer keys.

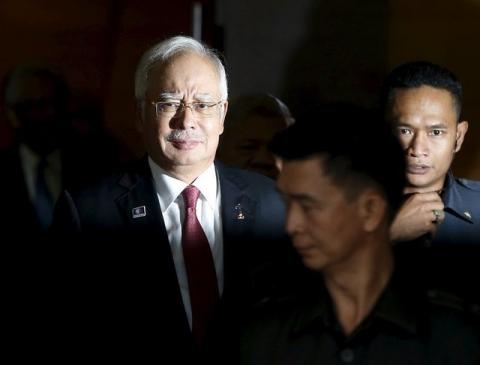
[
  {"left": 381, "top": 61, "right": 462, "bottom": 120},
  {"left": 269, "top": 103, "right": 406, "bottom": 220}
]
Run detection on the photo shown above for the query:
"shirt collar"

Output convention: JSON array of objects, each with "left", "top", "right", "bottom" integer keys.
[
  {"left": 19, "top": 143, "right": 62, "bottom": 172},
  {"left": 291, "top": 268, "right": 423, "bottom": 338},
  {"left": 148, "top": 156, "right": 217, "bottom": 213},
  {"left": 290, "top": 275, "right": 338, "bottom": 335},
  {"left": 372, "top": 270, "right": 421, "bottom": 335}
]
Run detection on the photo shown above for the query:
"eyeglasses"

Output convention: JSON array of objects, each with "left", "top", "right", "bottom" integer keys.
[{"left": 151, "top": 100, "right": 223, "bottom": 117}]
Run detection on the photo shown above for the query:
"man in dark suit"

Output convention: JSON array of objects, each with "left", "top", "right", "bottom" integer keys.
[
  {"left": 0, "top": 65, "right": 119, "bottom": 238},
  {"left": 0, "top": 65, "right": 71, "bottom": 237},
  {"left": 0, "top": 66, "right": 123, "bottom": 362},
  {"left": 50, "top": 36, "right": 295, "bottom": 363}
]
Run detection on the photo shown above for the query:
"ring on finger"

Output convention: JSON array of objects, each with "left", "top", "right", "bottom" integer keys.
[{"left": 432, "top": 209, "right": 441, "bottom": 223}]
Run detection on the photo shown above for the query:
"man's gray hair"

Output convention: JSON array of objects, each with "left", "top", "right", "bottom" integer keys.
[{"left": 134, "top": 36, "right": 228, "bottom": 101}]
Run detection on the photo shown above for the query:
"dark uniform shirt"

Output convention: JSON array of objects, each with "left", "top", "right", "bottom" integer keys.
[
  {"left": 395, "top": 172, "right": 480, "bottom": 303},
  {"left": 433, "top": 171, "right": 480, "bottom": 246},
  {"left": 240, "top": 267, "right": 480, "bottom": 365}
]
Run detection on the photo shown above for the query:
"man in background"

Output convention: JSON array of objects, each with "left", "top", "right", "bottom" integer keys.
[
  {"left": 0, "top": 65, "right": 118, "bottom": 237},
  {"left": 0, "top": 65, "right": 70, "bottom": 236},
  {"left": 217, "top": 93, "right": 294, "bottom": 179},
  {"left": 382, "top": 61, "right": 480, "bottom": 302},
  {"left": 382, "top": 61, "right": 479, "bottom": 246}
]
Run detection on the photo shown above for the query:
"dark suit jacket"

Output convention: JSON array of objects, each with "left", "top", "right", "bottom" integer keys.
[
  {"left": 47, "top": 158, "right": 298, "bottom": 363},
  {"left": 0, "top": 143, "right": 115, "bottom": 238},
  {"left": 0, "top": 146, "right": 45, "bottom": 236}
]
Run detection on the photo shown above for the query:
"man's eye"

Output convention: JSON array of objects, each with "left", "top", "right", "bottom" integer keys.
[
  {"left": 398, "top": 128, "right": 412, "bottom": 135},
  {"left": 159, "top": 102, "right": 178, "bottom": 108},
  {"left": 195, "top": 103, "right": 210, "bottom": 110},
  {"left": 430, "top": 129, "right": 444, "bottom": 136},
  {"left": 300, "top": 203, "right": 315, "bottom": 213}
]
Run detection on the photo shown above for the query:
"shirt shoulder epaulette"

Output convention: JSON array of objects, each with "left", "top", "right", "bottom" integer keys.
[
  {"left": 427, "top": 289, "right": 480, "bottom": 318},
  {"left": 455, "top": 177, "right": 480, "bottom": 193}
]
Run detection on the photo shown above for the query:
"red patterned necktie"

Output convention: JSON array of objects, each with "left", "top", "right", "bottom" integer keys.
[{"left": 181, "top": 185, "right": 219, "bottom": 348}]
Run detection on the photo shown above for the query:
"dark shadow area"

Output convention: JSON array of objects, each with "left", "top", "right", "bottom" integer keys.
[{"left": 281, "top": 0, "right": 389, "bottom": 114}]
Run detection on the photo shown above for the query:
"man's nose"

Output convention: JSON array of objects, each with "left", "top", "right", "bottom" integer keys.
[
  {"left": 285, "top": 202, "right": 303, "bottom": 236},
  {"left": 408, "top": 132, "right": 428, "bottom": 157},
  {"left": 171, "top": 104, "right": 196, "bottom": 129}
]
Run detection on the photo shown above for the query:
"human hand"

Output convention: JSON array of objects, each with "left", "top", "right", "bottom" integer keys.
[{"left": 390, "top": 191, "right": 445, "bottom": 242}]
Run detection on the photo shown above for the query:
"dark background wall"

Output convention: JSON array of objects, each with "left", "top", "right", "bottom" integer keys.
[
  {"left": 218, "top": 0, "right": 480, "bottom": 179},
  {"left": 0, "top": 0, "right": 214, "bottom": 158},
  {"left": 1, "top": 0, "right": 478, "bottom": 178}
]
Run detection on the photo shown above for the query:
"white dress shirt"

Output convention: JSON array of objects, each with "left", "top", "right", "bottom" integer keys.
[{"left": 148, "top": 157, "right": 224, "bottom": 328}]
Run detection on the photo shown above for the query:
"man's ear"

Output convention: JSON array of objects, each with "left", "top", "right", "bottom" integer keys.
[
  {"left": 274, "top": 156, "right": 283, "bottom": 172},
  {"left": 454, "top": 120, "right": 469, "bottom": 153},
  {"left": 358, "top": 190, "right": 387, "bottom": 233},
  {"left": 219, "top": 100, "right": 228, "bottom": 135}
]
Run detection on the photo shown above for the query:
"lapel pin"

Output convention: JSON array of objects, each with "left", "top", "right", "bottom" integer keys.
[
  {"left": 132, "top": 205, "right": 146, "bottom": 218},
  {"left": 235, "top": 203, "right": 245, "bottom": 220},
  {"left": 464, "top": 211, "right": 472, "bottom": 219}
]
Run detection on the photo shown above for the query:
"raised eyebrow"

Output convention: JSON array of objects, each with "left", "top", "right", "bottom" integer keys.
[
  {"left": 428, "top": 123, "right": 448, "bottom": 129},
  {"left": 157, "top": 92, "right": 181, "bottom": 101},
  {"left": 394, "top": 121, "right": 413, "bottom": 129},
  {"left": 194, "top": 93, "right": 215, "bottom": 102},
  {"left": 395, "top": 122, "right": 448, "bottom": 130}
]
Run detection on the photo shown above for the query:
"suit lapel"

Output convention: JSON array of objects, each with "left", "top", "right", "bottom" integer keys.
[
  {"left": 6, "top": 147, "right": 42, "bottom": 231},
  {"left": 216, "top": 162, "right": 258, "bottom": 295},
  {"left": 217, "top": 162, "right": 257, "bottom": 242},
  {"left": 113, "top": 159, "right": 189, "bottom": 329},
  {"left": 114, "top": 162, "right": 166, "bottom": 237}
]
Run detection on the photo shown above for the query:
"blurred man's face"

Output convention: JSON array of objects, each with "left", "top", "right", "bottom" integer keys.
[
  {"left": 389, "top": 85, "right": 468, "bottom": 192},
  {"left": 139, "top": 52, "right": 227, "bottom": 175},
  {"left": 277, "top": 155, "right": 366, "bottom": 272},
  {"left": 7, "top": 75, "right": 67, "bottom": 154},
  {"left": 221, "top": 114, "right": 287, "bottom": 179}
]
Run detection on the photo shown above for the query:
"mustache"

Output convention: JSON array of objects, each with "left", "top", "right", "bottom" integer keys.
[{"left": 166, "top": 130, "right": 205, "bottom": 142}]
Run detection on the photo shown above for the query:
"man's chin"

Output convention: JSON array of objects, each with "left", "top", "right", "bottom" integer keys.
[
  {"left": 168, "top": 154, "right": 215, "bottom": 169},
  {"left": 406, "top": 174, "right": 443, "bottom": 193}
]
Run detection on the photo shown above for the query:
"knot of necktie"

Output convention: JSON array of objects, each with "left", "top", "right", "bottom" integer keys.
[{"left": 182, "top": 185, "right": 200, "bottom": 211}]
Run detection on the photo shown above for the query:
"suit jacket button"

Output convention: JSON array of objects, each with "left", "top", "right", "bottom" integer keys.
[{"left": 339, "top": 348, "right": 355, "bottom": 363}]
